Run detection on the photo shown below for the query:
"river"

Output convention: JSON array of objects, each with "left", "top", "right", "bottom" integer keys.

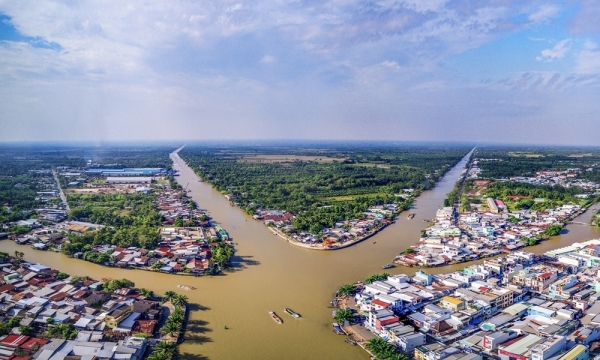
[{"left": 2, "top": 149, "right": 599, "bottom": 359}]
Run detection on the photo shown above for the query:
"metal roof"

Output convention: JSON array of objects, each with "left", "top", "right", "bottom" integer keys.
[{"left": 502, "top": 334, "right": 543, "bottom": 355}]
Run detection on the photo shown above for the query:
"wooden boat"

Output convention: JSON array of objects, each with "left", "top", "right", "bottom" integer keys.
[
  {"left": 285, "top": 308, "right": 301, "bottom": 318},
  {"left": 333, "top": 323, "right": 344, "bottom": 335},
  {"left": 407, "top": 213, "right": 415, "bottom": 219},
  {"left": 177, "top": 285, "right": 196, "bottom": 291},
  {"left": 345, "top": 338, "right": 357, "bottom": 346},
  {"left": 269, "top": 311, "right": 282, "bottom": 324}
]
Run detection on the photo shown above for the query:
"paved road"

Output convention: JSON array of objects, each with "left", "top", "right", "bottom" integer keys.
[{"left": 52, "top": 169, "right": 70, "bottom": 213}]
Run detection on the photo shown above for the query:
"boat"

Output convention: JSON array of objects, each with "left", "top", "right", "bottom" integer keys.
[
  {"left": 285, "top": 308, "right": 301, "bottom": 318},
  {"left": 269, "top": 311, "right": 282, "bottom": 324},
  {"left": 381, "top": 263, "right": 395, "bottom": 269},
  {"left": 333, "top": 323, "right": 344, "bottom": 335},
  {"left": 177, "top": 285, "right": 196, "bottom": 291},
  {"left": 407, "top": 213, "right": 415, "bottom": 219}
]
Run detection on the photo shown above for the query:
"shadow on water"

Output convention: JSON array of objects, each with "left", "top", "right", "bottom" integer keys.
[
  {"left": 179, "top": 353, "right": 210, "bottom": 360},
  {"left": 185, "top": 319, "right": 212, "bottom": 335},
  {"left": 560, "top": 229, "right": 570, "bottom": 235},
  {"left": 187, "top": 303, "right": 211, "bottom": 312},
  {"left": 181, "top": 317, "right": 213, "bottom": 347},
  {"left": 228, "top": 255, "right": 260, "bottom": 271}
]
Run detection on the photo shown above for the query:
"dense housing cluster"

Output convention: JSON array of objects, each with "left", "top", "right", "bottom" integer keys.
[
  {"left": 0, "top": 255, "right": 185, "bottom": 360},
  {"left": 342, "top": 245, "right": 600, "bottom": 360}
]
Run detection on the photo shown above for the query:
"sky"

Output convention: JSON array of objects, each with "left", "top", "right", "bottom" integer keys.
[{"left": 1, "top": 0, "right": 600, "bottom": 145}]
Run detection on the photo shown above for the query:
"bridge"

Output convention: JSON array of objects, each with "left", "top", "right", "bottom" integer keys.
[{"left": 567, "top": 221, "right": 589, "bottom": 225}]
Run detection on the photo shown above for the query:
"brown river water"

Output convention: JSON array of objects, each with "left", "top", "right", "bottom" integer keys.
[{"left": 2, "top": 150, "right": 599, "bottom": 360}]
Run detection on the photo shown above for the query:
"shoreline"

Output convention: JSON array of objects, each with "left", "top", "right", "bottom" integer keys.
[
  {"left": 268, "top": 223, "right": 390, "bottom": 251},
  {"left": 13, "top": 245, "right": 216, "bottom": 277},
  {"left": 175, "top": 148, "right": 476, "bottom": 252}
]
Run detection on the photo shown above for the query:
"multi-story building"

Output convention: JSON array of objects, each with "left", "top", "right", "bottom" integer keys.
[{"left": 530, "top": 335, "right": 566, "bottom": 360}]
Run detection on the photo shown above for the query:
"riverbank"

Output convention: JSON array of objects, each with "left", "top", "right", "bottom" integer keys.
[
  {"left": 269, "top": 222, "right": 391, "bottom": 251},
  {"left": 175, "top": 147, "right": 475, "bottom": 251}
]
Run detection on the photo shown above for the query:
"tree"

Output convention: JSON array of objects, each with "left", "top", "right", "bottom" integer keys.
[
  {"left": 19, "top": 325, "right": 34, "bottom": 335},
  {"left": 154, "top": 341, "right": 177, "bottom": 354},
  {"left": 140, "top": 288, "right": 154, "bottom": 298},
  {"left": 148, "top": 350, "right": 171, "bottom": 360},
  {"left": 56, "top": 272, "right": 69, "bottom": 280},
  {"left": 334, "top": 309, "right": 354, "bottom": 323},
  {"left": 365, "top": 337, "right": 402, "bottom": 360},
  {"left": 171, "top": 294, "right": 188, "bottom": 308},
  {"left": 162, "top": 321, "right": 180, "bottom": 337},
  {"left": 164, "top": 291, "right": 177, "bottom": 303},
  {"left": 338, "top": 284, "right": 355, "bottom": 297},
  {"left": 543, "top": 224, "right": 562, "bottom": 237},
  {"left": 103, "top": 278, "right": 135, "bottom": 293},
  {"left": 403, "top": 248, "right": 415, "bottom": 255},
  {"left": 365, "top": 273, "right": 390, "bottom": 284}
]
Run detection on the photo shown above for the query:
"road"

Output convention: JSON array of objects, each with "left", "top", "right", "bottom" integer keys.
[{"left": 52, "top": 169, "right": 70, "bottom": 213}]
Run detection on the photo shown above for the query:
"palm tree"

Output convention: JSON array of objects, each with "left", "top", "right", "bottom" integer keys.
[
  {"left": 172, "top": 294, "right": 188, "bottom": 308},
  {"left": 334, "top": 308, "right": 354, "bottom": 323},
  {"left": 338, "top": 284, "right": 355, "bottom": 297},
  {"left": 167, "top": 311, "right": 184, "bottom": 324},
  {"left": 153, "top": 341, "right": 177, "bottom": 354},
  {"left": 365, "top": 337, "right": 388, "bottom": 356},
  {"left": 162, "top": 321, "right": 180, "bottom": 337},
  {"left": 387, "top": 353, "right": 409, "bottom": 360},
  {"left": 148, "top": 351, "right": 170, "bottom": 360},
  {"left": 164, "top": 291, "right": 177, "bottom": 303}
]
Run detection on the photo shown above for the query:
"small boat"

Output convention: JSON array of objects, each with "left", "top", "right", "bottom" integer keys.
[
  {"left": 269, "top": 311, "right": 282, "bottom": 324},
  {"left": 381, "top": 263, "right": 395, "bottom": 269},
  {"left": 373, "top": 241, "right": 376, "bottom": 244},
  {"left": 285, "top": 308, "right": 301, "bottom": 318},
  {"left": 345, "top": 338, "right": 357, "bottom": 346},
  {"left": 407, "top": 213, "right": 415, "bottom": 219},
  {"left": 333, "top": 323, "right": 344, "bottom": 335},
  {"left": 177, "top": 285, "right": 196, "bottom": 291}
]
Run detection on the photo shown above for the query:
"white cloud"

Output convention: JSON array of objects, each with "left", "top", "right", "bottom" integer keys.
[
  {"left": 260, "top": 55, "right": 276, "bottom": 64},
  {"left": 536, "top": 39, "right": 571, "bottom": 61},
  {"left": 575, "top": 48, "right": 600, "bottom": 74},
  {"left": 528, "top": 5, "right": 560, "bottom": 23},
  {"left": 1, "top": 0, "right": 600, "bottom": 144}
]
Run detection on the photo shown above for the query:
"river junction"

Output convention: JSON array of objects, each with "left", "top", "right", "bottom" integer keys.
[{"left": 2, "top": 150, "right": 600, "bottom": 359}]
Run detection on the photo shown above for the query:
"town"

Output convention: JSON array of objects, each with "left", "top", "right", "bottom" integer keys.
[
  {"left": 394, "top": 161, "right": 600, "bottom": 268},
  {"left": 2, "top": 165, "right": 236, "bottom": 276},
  {"left": 252, "top": 204, "right": 398, "bottom": 249},
  {"left": 337, "top": 240, "right": 600, "bottom": 360},
  {"left": 0, "top": 253, "right": 187, "bottom": 360}
]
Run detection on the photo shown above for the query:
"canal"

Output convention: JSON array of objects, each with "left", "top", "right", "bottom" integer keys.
[{"left": 2, "top": 149, "right": 599, "bottom": 359}]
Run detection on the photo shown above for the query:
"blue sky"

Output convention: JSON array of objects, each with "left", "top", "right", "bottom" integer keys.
[{"left": 1, "top": 0, "right": 600, "bottom": 144}]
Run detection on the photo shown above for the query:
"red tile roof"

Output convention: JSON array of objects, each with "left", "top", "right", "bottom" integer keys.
[
  {"left": 372, "top": 299, "right": 391, "bottom": 307},
  {"left": 0, "top": 335, "right": 30, "bottom": 346}
]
